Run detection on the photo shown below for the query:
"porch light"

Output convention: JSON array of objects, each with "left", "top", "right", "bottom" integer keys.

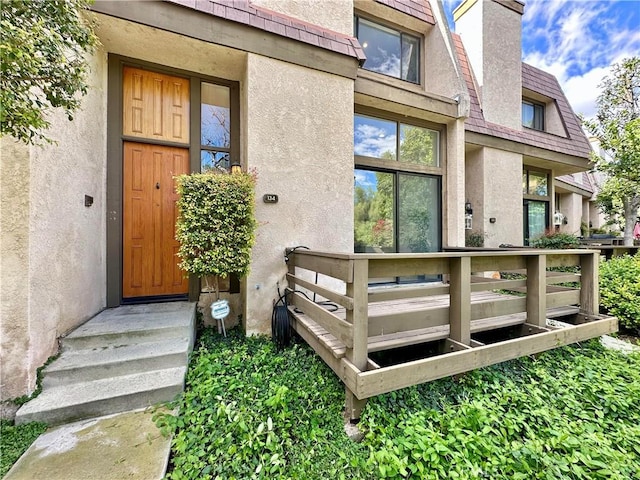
[
  {"left": 230, "top": 162, "right": 242, "bottom": 174},
  {"left": 553, "top": 211, "right": 564, "bottom": 226},
  {"left": 465, "top": 200, "right": 473, "bottom": 230}
]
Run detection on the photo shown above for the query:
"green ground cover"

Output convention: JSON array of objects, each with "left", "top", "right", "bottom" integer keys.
[
  {"left": 158, "top": 330, "right": 640, "bottom": 479},
  {"left": 0, "top": 420, "right": 47, "bottom": 477}
]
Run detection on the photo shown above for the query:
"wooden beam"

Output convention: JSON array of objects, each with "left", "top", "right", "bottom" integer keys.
[
  {"left": 289, "top": 253, "right": 353, "bottom": 282},
  {"left": 289, "top": 315, "right": 343, "bottom": 376},
  {"left": 470, "top": 255, "right": 526, "bottom": 272},
  {"left": 368, "top": 257, "right": 450, "bottom": 278},
  {"left": 286, "top": 273, "right": 353, "bottom": 309},
  {"left": 449, "top": 256, "right": 471, "bottom": 345},
  {"left": 546, "top": 254, "right": 580, "bottom": 268},
  {"left": 368, "top": 284, "right": 450, "bottom": 302},
  {"left": 580, "top": 252, "right": 599, "bottom": 315},
  {"left": 289, "top": 291, "right": 353, "bottom": 348},
  {"left": 346, "top": 259, "right": 369, "bottom": 370},
  {"left": 526, "top": 254, "right": 547, "bottom": 327},
  {"left": 350, "top": 317, "right": 617, "bottom": 398}
]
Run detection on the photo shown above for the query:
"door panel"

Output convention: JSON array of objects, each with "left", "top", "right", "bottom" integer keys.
[
  {"left": 122, "top": 67, "right": 190, "bottom": 144},
  {"left": 123, "top": 142, "right": 189, "bottom": 297}
]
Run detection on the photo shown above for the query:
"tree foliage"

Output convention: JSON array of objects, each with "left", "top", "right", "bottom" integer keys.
[
  {"left": 0, "top": 0, "right": 98, "bottom": 144},
  {"left": 583, "top": 57, "right": 640, "bottom": 245}
]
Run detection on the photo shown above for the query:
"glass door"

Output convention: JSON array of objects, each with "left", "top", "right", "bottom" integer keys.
[
  {"left": 355, "top": 168, "right": 441, "bottom": 283},
  {"left": 524, "top": 200, "right": 548, "bottom": 245}
]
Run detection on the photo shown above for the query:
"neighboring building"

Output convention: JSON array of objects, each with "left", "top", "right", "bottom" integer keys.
[{"left": 0, "top": 0, "right": 593, "bottom": 400}]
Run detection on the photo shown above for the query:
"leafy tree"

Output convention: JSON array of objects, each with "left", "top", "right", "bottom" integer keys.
[
  {"left": 583, "top": 57, "right": 640, "bottom": 245},
  {"left": 0, "top": 0, "right": 98, "bottom": 144}
]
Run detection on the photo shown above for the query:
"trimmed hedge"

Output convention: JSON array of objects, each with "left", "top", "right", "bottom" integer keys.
[
  {"left": 530, "top": 232, "right": 580, "bottom": 249},
  {"left": 175, "top": 172, "right": 256, "bottom": 279}
]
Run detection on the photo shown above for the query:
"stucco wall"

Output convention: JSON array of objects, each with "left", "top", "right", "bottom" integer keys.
[
  {"left": 559, "top": 192, "right": 583, "bottom": 236},
  {"left": 466, "top": 146, "right": 523, "bottom": 247},
  {"left": 251, "top": 0, "right": 353, "bottom": 35},
  {"left": 0, "top": 47, "right": 108, "bottom": 400},
  {"left": 243, "top": 54, "right": 354, "bottom": 334},
  {"left": 455, "top": 0, "right": 522, "bottom": 129},
  {"left": 445, "top": 119, "right": 467, "bottom": 247},
  {"left": 1, "top": 139, "right": 32, "bottom": 400}
]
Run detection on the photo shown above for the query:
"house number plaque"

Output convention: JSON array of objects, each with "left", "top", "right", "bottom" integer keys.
[{"left": 263, "top": 194, "right": 279, "bottom": 204}]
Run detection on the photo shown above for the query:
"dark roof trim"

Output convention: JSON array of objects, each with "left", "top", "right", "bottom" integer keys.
[
  {"left": 373, "top": 0, "right": 436, "bottom": 24},
  {"left": 166, "top": 0, "right": 366, "bottom": 64},
  {"left": 91, "top": 0, "right": 364, "bottom": 80}
]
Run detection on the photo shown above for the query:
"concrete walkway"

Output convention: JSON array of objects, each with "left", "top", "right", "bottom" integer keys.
[{"left": 4, "top": 408, "right": 172, "bottom": 480}]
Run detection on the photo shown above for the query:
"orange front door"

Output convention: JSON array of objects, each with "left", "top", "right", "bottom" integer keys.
[
  {"left": 121, "top": 66, "right": 191, "bottom": 299},
  {"left": 123, "top": 142, "right": 189, "bottom": 298}
]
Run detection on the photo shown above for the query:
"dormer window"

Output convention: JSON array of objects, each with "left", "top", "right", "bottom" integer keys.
[
  {"left": 522, "top": 100, "right": 544, "bottom": 130},
  {"left": 355, "top": 16, "right": 420, "bottom": 84}
]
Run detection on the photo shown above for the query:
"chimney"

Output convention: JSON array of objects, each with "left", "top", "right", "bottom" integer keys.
[{"left": 453, "top": 0, "right": 524, "bottom": 130}]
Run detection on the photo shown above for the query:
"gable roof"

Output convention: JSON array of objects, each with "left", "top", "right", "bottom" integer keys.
[
  {"left": 165, "top": 0, "right": 366, "bottom": 64},
  {"left": 373, "top": 0, "right": 436, "bottom": 24},
  {"left": 452, "top": 33, "right": 592, "bottom": 160}
]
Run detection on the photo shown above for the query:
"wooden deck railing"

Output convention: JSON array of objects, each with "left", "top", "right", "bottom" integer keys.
[{"left": 285, "top": 248, "right": 617, "bottom": 420}]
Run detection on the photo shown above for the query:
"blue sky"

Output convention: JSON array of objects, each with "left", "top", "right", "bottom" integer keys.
[{"left": 444, "top": 0, "right": 640, "bottom": 119}]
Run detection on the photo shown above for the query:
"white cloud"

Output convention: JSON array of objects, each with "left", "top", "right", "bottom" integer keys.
[{"left": 354, "top": 123, "right": 396, "bottom": 158}]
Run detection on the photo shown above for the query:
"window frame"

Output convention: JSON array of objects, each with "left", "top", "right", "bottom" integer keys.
[
  {"left": 522, "top": 99, "right": 545, "bottom": 131},
  {"left": 354, "top": 112, "right": 442, "bottom": 175},
  {"left": 354, "top": 15, "right": 421, "bottom": 84}
]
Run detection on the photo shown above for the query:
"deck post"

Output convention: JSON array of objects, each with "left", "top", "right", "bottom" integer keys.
[
  {"left": 526, "top": 254, "right": 547, "bottom": 327},
  {"left": 345, "top": 258, "right": 368, "bottom": 421},
  {"left": 449, "top": 256, "right": 471, "bottom": 345},
  {"left": 580, "top": 252, "right": 599, "bottom": 315}
]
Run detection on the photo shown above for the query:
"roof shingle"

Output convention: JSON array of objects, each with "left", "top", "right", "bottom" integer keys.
[
  {"left": 164, "top": 0, "right": 366, "bottom": 64},
  {"left": 373, "top": 0, "right": 436, "bottom": 24},
  {"left": 452, "top": 33, "right": 592, "bottom": 159}
]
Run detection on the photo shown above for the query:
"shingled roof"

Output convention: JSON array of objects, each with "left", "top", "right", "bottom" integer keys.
[
  {"left": 165, "top": 0, "right": 366, "bottom": 64},
  {"left": 373, "top": 0, "right": 436, "bottom": 24},
  {"left": 452, "top": 33, "right": 592, "bottom": 159}
]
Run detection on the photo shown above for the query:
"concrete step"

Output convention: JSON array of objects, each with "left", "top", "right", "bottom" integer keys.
[
  {"left": 15, "top": 367, "right": 186, "bottom": 426},
  {"left": 42, "top": 338, "right": 191, "bottom": 388},
  {"left": 63, "top": 303, "right": 195, "bottom": 350}
]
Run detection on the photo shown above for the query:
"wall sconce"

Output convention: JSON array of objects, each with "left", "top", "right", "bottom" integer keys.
[
  {"left": 553, "top": 211, "right": 565, "bottom": 226},
  {"left": 230, "top": 163, "right": 242, "bottom": 174},
  {"left": 465, "top": 200, "right": 473, "bottom": 230}
]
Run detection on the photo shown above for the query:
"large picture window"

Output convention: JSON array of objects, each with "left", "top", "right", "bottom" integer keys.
[
  {"left": 355, "top": 17, "right": 420, "bottom": 84},
  {"left": 354, "top": 114, "right": 439, "bottom": 167}
]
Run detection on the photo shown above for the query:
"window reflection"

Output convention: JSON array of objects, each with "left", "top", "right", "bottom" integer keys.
[
  {"left": 201, "top": 151, "right": 230, "bottom": 172},
  {"left": 354, "top": 115, "right": 397, "bottom": 160},
  {"left": 399, "top": 124, "right": 439, "bottom": 166},
  {"left": 356, "top": 17, "right": 420, "bottom": 84},
  {"left": 354, "top": 170, "right": 395, "bottom": 253},
  {"left": 201, "top": 83, "right": 230, "bottom": 148}
]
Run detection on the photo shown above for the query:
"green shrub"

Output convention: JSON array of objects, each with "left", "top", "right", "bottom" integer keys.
[
  {"left": 0, "top": 420, "right": 47, "bottom": 477},
  {"left": 465, "top": 231, "right": 485, "bottom": 248},
  {"left": 599, "top": 254, "right": 640, "bottom": 332},
  {"left": 175, "top": 172, "right": 257, "bottom": 280},
  {"left": 530, "top": 231, "right": 580, "bottom": 249}
]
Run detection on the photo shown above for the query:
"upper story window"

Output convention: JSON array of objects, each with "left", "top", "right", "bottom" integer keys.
[
  {"left": 522, "top": 100, "right": 544, "bottom": 131},
  {"left": 355, "top": 17, "right": 420, "bottom": 84},
  {"left": 354, "top": 114, "right": 439, "bottom": 167}
]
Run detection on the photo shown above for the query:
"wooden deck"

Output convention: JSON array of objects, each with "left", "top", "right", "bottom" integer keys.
[{"left": 284, "top": 249, "right": 618, "bottom": 420}]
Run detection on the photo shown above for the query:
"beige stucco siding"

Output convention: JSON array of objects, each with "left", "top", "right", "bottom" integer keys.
[
  {"left": 252, "top": 0, "right": 353, "bottom": 35},
  {"left": 1, "top": 139, "right": 32, "bottom": 399},
  {"left": 244, "top": 54, "right": 354, "bottom": 334},
  {"left": 466, "top": 146, "right": 523, "bottom": 247},
  {"left": 0, "top": 48, "right": 108, "bottom": 399}
]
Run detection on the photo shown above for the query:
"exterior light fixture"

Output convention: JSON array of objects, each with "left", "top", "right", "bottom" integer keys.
[
  {"left": 230, "top": 163, "right": 242, "bottom": 174},
  {"left": 553, "top": 211, "right": 564, "bottom": 226},
  {"left": 465, "top": 200, "right": 473, "bottom": 230}
]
